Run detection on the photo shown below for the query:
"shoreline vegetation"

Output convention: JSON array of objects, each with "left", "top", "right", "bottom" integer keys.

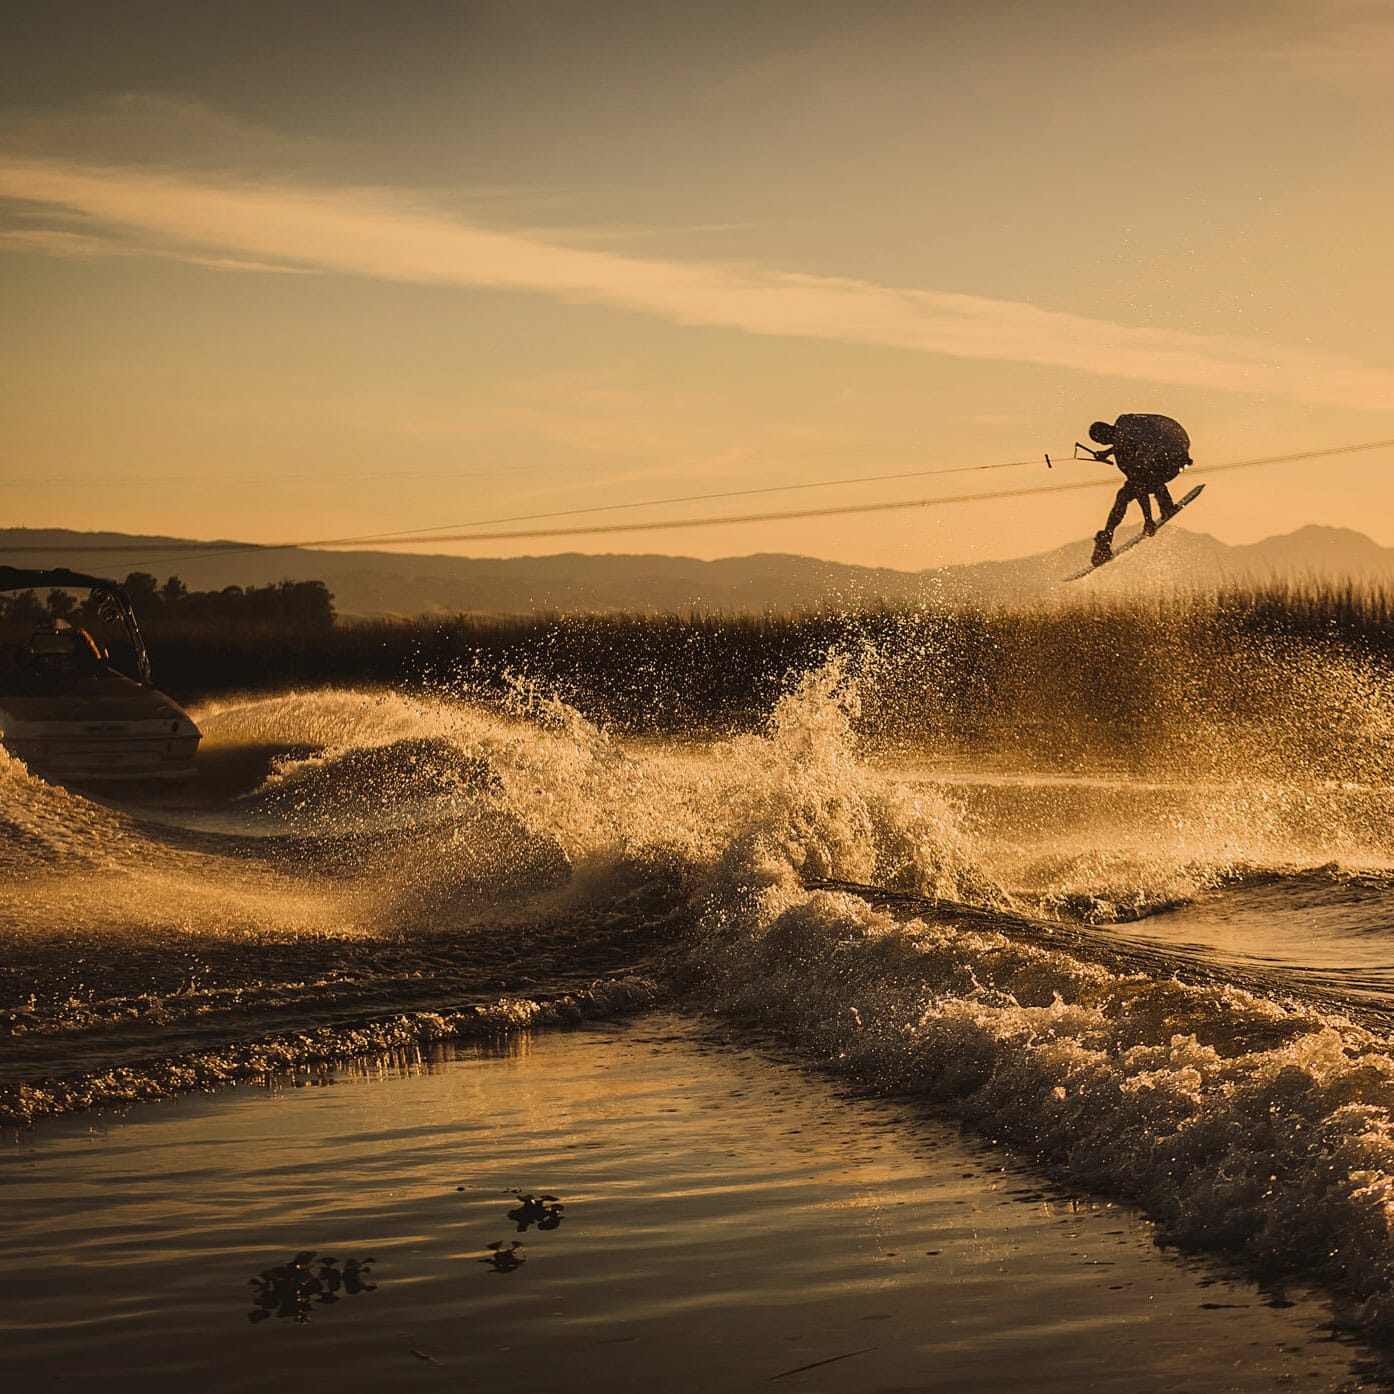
[{"left": 4, "top": 576, "right": 1392, "bottom": 777}]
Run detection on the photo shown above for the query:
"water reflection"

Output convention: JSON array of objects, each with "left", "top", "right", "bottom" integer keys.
[
  {"left": 336, "top": 1032, "right": 540, "bottom": 1086},
  {"left": 482, "top": 1241, "right": 526, "bottom": 1272},
  {"left": 248, "top": 1251, "right": 376, "bottom": 1324}
]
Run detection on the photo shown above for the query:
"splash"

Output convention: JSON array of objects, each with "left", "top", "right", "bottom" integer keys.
[{"left": 700, "top": 656, "right": 1007, "bottom": 905}]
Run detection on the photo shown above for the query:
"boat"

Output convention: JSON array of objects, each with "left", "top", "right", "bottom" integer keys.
[{"left": 0, "top": 566, "right": 201, "bottom": 782}]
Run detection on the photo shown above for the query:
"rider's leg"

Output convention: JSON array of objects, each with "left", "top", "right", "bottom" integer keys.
[
  {"left": 1156, "top": 482, "right": 1177, "bottom": 519},
  {"left": 1103, "top": 485, "right": 1130, "bottom": 538},
  {"left": 1138, "top": 490, "right": 1158, "bottom": 536},
  {"left": 1094, "top": 484, "right": 1132, "bottom": 564}
]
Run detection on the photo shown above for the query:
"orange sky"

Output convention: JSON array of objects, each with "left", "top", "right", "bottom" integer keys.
[{"left": 2, "top": 0, "right": 1391, "bottom": 569}]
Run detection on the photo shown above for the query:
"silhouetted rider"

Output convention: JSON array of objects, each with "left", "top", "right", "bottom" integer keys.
[{"left": 1086, "top": 414, "right": 1192, "bottom": 566}]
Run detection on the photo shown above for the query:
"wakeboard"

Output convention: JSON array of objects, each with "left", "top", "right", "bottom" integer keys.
[{"left": 1064, "top": 483, "right": 1206, "bottom": 583}]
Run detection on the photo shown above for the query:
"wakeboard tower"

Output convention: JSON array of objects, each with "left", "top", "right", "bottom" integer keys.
[{"left": 1063, "top": 483, "right": 1206, "bottom": 583}]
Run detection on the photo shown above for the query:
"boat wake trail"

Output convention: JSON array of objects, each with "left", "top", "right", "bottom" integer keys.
[{"left": 4, "top": 659, "right": 1394, "bottom": 1339}]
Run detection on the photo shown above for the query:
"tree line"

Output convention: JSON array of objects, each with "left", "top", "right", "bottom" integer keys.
[{"left": 0, "top": 573, "right": 335, "bottom": 630}]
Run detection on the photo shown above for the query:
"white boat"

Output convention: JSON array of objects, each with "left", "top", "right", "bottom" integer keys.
[{"left": 0, "top": 567, "right": 201, "bottom": 782}]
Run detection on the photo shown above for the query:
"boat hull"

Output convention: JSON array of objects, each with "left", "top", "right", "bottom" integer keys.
[{"left": 0, "top": 677, "right": 201, "bottom": 783}]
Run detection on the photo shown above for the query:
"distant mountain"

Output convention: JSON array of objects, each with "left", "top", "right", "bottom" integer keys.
[{"left": 1, "top": 524, "right": 1391, "bottom": 617}]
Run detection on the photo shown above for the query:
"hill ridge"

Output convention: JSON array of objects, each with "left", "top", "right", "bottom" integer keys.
[{"left": 1, "top": 525, "right": 1390, "bottom": 616}]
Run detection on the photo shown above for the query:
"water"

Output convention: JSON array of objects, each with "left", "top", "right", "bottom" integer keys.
[
  {"left": 0, "top": 1018, "right": 1378, "bottom": 1392},
  {"left": 4, "top": 662, "right": 1394, "bottom": 1373}
]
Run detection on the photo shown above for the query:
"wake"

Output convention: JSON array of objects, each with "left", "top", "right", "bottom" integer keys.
[{"left": 3, "top": 658, "right": 1394, "bottom": 1341}]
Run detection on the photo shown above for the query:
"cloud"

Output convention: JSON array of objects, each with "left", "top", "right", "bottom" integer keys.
[
  {"left": 0, "top": 223, "right": 315, "bottom": 274},
  {"left": 1, "top": 154, "right": 1391, "bottom": 412}
]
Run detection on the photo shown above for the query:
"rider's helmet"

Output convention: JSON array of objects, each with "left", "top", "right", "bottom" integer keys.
[{"left": 1088, "top": 421, "right": 1116, "bottom": 445}]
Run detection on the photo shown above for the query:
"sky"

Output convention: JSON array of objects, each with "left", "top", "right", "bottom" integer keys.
[{"left": 2, "top": 0, "right": 1392, "bottom": 570}]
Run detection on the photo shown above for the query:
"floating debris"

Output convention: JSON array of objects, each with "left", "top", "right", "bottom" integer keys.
[
  {"left": 769, "top": 1347, "right": 877, "bottom": 1381},
  {"left": 248, "top": 1251, "right": 376, "bottom": 1323},
  {"left": 507, "top": 1191, "right": 565, "bottom": 1232}
]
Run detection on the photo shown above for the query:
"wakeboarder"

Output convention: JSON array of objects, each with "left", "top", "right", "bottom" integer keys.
[{"left": 1083, "top": 414, "right": 1193, "bottom": 566}]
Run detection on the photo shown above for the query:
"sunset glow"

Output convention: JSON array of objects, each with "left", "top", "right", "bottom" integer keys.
[{"left": 4, "top": 1, "right": 1392, "bottom": 565}]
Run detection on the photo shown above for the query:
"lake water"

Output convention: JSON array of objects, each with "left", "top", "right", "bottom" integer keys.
[{"left": 0, "top": 1016, "right": 1377, "bottom": 1393}]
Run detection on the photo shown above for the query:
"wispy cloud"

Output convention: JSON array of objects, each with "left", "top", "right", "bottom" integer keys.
[
  {"left": 0, "top": 223, "right": 315, "bottom": 274},
  {"left": 2, "top": 154, "right": 1391, "bottom": 412}
]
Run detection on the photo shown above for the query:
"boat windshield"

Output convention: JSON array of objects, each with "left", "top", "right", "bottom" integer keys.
[{"left": 0, "top": 623, "right": 115, "bottom": 696}]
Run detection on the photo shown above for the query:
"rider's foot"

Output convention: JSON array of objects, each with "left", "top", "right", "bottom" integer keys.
[
  {"left": 1091, "top": 531, "right": 1113, "bottom": 567},
  {"left": 1143, "top": 519, "right": 1158, "bottom": 538}
]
